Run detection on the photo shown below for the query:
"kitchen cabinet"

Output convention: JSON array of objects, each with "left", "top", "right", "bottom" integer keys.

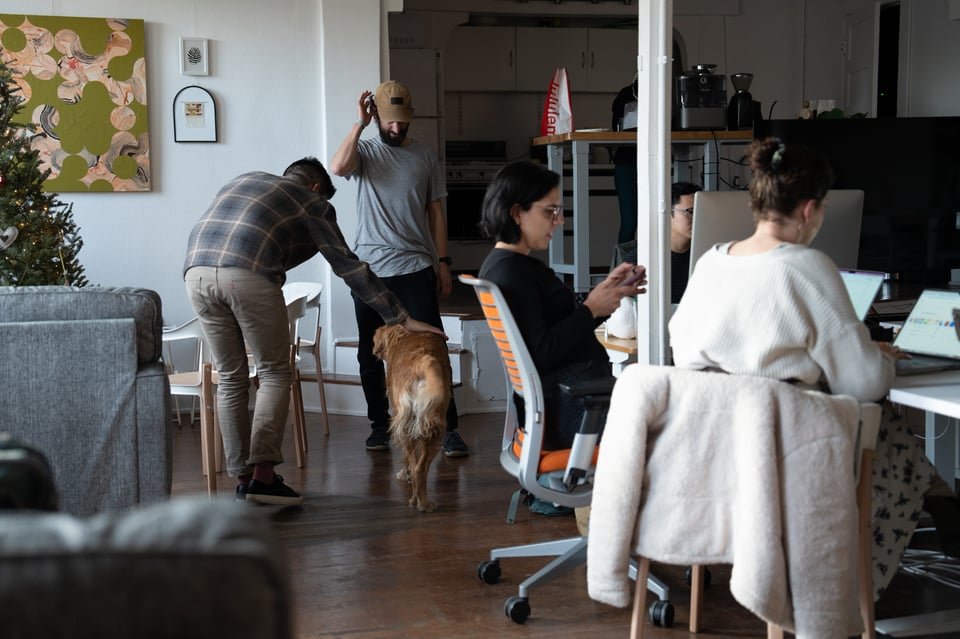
[
  {"left": 444, "top": 26, "right": 516, "bottom": 92},
  {"left": 584, "top": 28, "right": 639, "bottom": 92},
  {"left": 516, "top": 27, "right": 589, "bottom": 92},
  {"left": 516, "top": 27, "right": 638, "bottom": 93},
  {"left": 444, "top": 26, "right": 636, "bottom": 93}
]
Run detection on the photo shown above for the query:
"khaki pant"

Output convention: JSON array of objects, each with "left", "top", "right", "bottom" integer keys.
[{"left": 185, "top": 266, "right": 290, "bottom": 476}]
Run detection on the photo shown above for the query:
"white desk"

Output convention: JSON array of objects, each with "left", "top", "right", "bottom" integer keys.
[
  {"left": 889, "top": 370, "right": 960, "bottom": 483},
  {"left": 878, "top": 370, "right": 960, "bottom": 637},
  {"left": 595, "top": 326, "right": 638, "bottom": 377},
  {"left": 533, "top": 130, "right": 753, "bottom": 293}
]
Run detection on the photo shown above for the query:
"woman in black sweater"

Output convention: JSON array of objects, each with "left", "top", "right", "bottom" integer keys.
[{"left": 478, "top": 160, "right": 646, "bottom": 449}]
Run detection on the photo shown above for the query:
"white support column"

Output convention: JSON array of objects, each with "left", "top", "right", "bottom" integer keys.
[{"left": 635, "top": 0, "right": 673, "bottom": 365}]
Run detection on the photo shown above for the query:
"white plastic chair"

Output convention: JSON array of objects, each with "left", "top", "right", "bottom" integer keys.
[
  {"left": 282, "top": 282, "right": 330, "bottom": 437},
  {"left": 283, "top": 294, "right": 309, "bottom": 467},
  {"left": 162, "top": 317, "right": 219, "bottom": 495},
  {"left": 249, "top": 294, "right": 310, "bottom": 468}
]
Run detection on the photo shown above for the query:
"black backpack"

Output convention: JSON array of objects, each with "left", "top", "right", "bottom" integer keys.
[{"left": 0, "top": 433, "right": 59, "bottom": 511}]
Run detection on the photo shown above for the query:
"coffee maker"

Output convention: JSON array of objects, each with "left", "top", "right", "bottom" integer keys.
[
  {"left": 675, "top": 64, "right": 727, "bottom": 130},
  {"left": 727, "top": 73, "right": 760, "bottom": 130}
]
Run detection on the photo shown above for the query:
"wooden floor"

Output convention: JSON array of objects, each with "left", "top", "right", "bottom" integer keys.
[{"left": 171, "top": 410, "right": 960, "bottom": 639}]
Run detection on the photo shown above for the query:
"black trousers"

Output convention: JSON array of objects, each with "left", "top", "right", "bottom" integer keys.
[{"left": 352, "top": 266, "right": 458, "bottom": 432}]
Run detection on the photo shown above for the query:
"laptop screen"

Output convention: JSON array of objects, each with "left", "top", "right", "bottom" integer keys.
[
  {"left": 839, "top": 269, "right": 884, "bottom": 320},
  {"left": 893, "top": 290, "right": 960, "bottom": 359}
]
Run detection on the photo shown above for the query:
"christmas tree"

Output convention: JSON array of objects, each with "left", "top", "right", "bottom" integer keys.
[{"left": 0, "top": 58, "right": 87, "bottom": 287}]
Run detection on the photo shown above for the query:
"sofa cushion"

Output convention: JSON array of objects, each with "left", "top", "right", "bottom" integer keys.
[
  {"left": 0, "top": 286, "right": 162, "bottom": 364},
  {"left": 0, "top": 319, "right": 148, "bottom": 516},
  {"left": 0, "top": 496, "right": 291, "bottom": 639}
]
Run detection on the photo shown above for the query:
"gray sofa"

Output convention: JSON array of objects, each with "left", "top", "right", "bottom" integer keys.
[
  {"left": 0, "top": 286, "right": 172, "bottom": 515},
  {"left": 0, "top": 496, "right": 292, "bottom": 639}
]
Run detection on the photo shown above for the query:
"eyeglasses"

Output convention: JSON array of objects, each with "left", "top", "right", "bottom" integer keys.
[
  {"left": 535, "top": 204, "right": 564, "bottom": 223},
  {"left": 672, "top": 206, "right": 694, "bottom": 219}
]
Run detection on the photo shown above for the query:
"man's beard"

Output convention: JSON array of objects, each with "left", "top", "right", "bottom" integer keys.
[{"left": 377, "top": 121, "right": 408, "bottom": 147}]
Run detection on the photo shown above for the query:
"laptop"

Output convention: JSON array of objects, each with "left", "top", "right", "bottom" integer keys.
[
  {"left": 893, "top": 289, "right": 960, "bottom": 376},
  {"left": 839, "top": 269, "right": 884, "bottom": 321}
]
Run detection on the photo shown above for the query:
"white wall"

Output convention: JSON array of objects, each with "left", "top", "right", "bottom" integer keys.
[
  {"left": 5, "top": 0, "right": 388, "bottom": 384},
  {"left": 901, "top": 0, "right": 960, "bottom": 116},
  {"left": 6, "top": 1, "right": 957, "bottom": 399}
]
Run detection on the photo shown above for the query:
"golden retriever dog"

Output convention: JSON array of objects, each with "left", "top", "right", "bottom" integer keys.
[{"left": 373, "top": 324, "right": 452, "bottom": 513}]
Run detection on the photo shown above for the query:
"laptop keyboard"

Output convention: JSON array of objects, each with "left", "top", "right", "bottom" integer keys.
[{"left": 895, "top": 354, "right": 960, "bottom": 376}]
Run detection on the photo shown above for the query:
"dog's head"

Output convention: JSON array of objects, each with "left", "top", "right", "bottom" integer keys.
[{"left": 373, "top": 324, "right": 406, "bottom": 362}]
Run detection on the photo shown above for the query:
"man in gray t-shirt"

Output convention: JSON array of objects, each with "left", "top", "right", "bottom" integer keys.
[{"left": 330, "top": 81, "right": 468, "bottom": 458}]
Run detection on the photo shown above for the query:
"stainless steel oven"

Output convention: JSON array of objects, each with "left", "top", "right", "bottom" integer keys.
[{"left": 445, "top": 141, "right": 506, "bottom": 241}]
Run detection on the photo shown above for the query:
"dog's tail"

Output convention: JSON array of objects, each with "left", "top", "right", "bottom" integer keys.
[{"left": 394, "top": 358, "right": 450, "bottom": 440}]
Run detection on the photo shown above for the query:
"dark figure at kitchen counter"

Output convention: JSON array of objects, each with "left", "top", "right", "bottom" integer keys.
[
  {"left": 611, "top": 76, "right": 639, "bottom": 245},
  {"left": 478, "top": 160, "right": 647, "bottom": 450},
  {"left": 330, "top": 81, "right": 468, "bottom": 458}
]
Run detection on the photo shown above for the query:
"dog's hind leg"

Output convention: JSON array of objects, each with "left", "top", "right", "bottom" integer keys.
[
  {"left": 395, "top": 447, "right": 412, "bottom": 483},
  {"left": 409, "top": 439, "right": 437, "bottom": 513}
]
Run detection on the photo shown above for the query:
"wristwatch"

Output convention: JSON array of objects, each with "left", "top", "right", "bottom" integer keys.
[{"left": 438, "top": 256, "right": 453, "bottom": 266}]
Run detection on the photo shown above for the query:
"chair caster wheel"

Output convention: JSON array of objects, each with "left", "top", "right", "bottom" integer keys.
[
  {"left": 504, "top": 596, "right": 530, "bottom": 624},
  {"left": 649, "top": 600, "right": 674, "bottom": 627},
  {"left": 477, "top": 559, "right": 501, "bottom": 584},
  {"left": 685, "top": 565, "right": 712, "bottom": 589}
]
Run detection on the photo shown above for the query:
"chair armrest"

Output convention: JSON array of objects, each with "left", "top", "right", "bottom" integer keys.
[
  {"left": 559, "top": 377, "right": 615, "bottom": 491},
  {"left": 559, "top": 376, "right": 616, "bottom": 398}
]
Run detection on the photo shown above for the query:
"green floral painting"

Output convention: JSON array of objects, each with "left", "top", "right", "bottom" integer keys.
[{"left": 0, "top": 14, "right": 150, "bottom": 192}]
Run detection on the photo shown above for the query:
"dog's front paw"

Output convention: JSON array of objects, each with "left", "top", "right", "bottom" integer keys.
[
  {"left": 395, "top": 467, "right": 411, "bottom": 482},
  {"left": 414, "top": 498, "right": 436, "bottom": 513}
]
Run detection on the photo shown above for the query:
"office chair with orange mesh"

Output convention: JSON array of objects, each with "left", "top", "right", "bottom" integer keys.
[{"left": 459, "top": 274, "right": 673, "bottom": 627}]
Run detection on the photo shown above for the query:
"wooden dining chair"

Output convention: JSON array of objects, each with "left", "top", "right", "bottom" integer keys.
[
  {"left": 586, "top": 364, "right": 880, "bottom": 639},
  {"left": 282, "top": 281, "right": 330, "bottom": 437},
  {"left": 162, "top": 318, "right": 219, "bottom": 494}
]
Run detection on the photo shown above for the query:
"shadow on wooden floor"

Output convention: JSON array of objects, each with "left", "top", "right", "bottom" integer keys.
[{"left": 171, "top": 410, "right": 960, "bottom": 639}]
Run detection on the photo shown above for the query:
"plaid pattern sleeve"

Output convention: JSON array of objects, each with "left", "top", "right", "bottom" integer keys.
[{"left": 305, "top": 201, "right": 408, "bottom": 326}]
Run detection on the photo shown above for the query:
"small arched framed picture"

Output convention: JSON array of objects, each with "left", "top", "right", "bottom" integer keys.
[
  {"left": 180, "top": 37, "right": 209, "bottom": 76},
  {"left": 173, "top": 86, "right": 218, "bottom": 143}
]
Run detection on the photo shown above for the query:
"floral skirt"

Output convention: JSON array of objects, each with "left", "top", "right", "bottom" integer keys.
[{"left": 870, "top": 413, "right": 937, "bottom": 600}]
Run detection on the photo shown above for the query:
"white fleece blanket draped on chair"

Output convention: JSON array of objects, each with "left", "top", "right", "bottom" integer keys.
[{"left": 587, "top": 365, "right": 863, "bottom": 639}]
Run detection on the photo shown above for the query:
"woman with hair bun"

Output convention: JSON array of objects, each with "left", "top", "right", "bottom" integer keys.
[{"left": 669, "top": 137, "right": 960, "bottom": 599}]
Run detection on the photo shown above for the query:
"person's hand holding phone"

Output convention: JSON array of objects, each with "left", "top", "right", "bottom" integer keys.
[
  {"left": 582, "top": 263, "right": 647, "bottom": 319},
  {"left": 622, "top": 266, "right": 647, "bottom": 287}
]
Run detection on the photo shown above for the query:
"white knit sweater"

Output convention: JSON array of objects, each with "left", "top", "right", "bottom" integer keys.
[{"left": 669, "top": 242, "right": 894, "bottom": 401}]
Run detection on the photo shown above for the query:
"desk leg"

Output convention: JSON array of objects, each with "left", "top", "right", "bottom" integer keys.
[
  {"left": 547, "top": 144, "right": 567, "bottom": 276},
  {"left": 924, "top": 412, "right": 959, "bottom": 485},
  {"left": 572, "top": 140, "right": 591, "bottom": 293},
  {"left": 703, "top": 141, "right": 717, "bottom": 191},
  {"left": 604, "top": 348, "right": 634, "bottom": 377}
]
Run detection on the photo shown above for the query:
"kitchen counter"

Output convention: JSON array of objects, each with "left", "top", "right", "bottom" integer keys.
[{"left": 533, "top": 129, "right": 753, "bottom": 292}]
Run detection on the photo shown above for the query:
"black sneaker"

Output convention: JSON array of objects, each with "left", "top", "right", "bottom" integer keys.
[
  {"left": 235, "top": 483, "right": 247, "bottom": 502},
  {"left": 245, "top": 474, "right": 303, "bottom": 506},
  {"left": 443, "top": 431, "right": 469, "bottom": 458},
  {"left": 365, "top": 427, "right": 390, "bottom": 451}
]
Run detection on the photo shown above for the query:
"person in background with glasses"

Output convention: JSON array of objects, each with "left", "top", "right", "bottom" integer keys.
[
  {"left": 670, "top": 181, "right": 701, "bottom": 304},
  {"left": 477, "top": 160, "right": 647, "bottom": 451}
]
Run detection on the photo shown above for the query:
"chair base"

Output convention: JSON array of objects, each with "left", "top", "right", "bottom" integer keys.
[{"left": 484, "top": 535, "right": 672, "bottom": 626}]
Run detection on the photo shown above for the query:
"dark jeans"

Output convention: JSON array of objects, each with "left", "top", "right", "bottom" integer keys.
[
  {"left": 613, "top": 161, "right": 638, "bottom": 244},
  {"left": 353, "top": 266, "right": 458, "bottom": 432}
]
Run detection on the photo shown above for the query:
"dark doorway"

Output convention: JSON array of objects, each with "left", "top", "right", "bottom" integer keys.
[{"left": 877, "top": 2, "right": 900, "bottom": 117}]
